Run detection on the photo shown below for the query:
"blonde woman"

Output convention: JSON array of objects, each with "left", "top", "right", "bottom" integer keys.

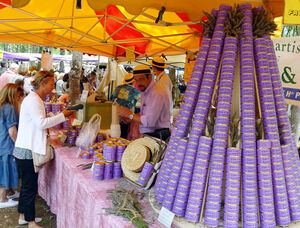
[
  {"left": 0, "top": 84, "right": 24, "bottom": 208},
  {"left": 14, "top": 71, "right": 74, "bottom": 228}
]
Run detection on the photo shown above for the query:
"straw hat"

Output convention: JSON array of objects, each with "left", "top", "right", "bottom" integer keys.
[
  {"left": 148, "top": 56, "right": 168, "bottom": 69},
  {"left": 123, "top": 73, "right": 135, "bottom": 84},
  {"left": 121, "top": 137, "right": 160, "bottom": 182},
  {"left": 132, "top": 65, "right": 151, "bottom": 76}
]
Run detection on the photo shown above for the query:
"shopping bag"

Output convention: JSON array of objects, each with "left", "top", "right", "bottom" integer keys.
[{"left": 76, "top": 114, "right": 101, "bottom": 150}]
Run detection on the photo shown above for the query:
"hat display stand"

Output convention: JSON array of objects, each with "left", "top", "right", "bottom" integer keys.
[{"left": 152, "top": 4, "right": 300, "bottom": 228}]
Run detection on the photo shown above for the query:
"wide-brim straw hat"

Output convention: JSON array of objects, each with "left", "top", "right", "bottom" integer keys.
[
  {"left": 121, "top": 137, "right": 160, "bottom": 182},
  {"left": 148, "top": 56, "right": 168, "bottom": 68},
  {"left": 123, "top": 73, "right": 135, "bottom": 84}
]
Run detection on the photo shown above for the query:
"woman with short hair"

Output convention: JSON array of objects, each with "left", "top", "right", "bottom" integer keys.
[{"left": 14, "top": 71, "right": 74, "bottom": 228}]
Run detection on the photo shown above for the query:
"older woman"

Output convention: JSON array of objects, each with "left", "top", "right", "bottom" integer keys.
[
  {"left": 14, "top": 71, "right": 74, "bottom": 228},
  {"left": 0, "top": 84, "right": 24, "bottom": 209}
]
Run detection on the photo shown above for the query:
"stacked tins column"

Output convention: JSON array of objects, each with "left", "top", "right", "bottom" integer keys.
[
  {"left": 265, "top": 37, "right": 300, "bottom": 205},
  {"left": 170, "top": 5, "right": 230, "bottom": 217},
  {"left": 265, "top": 35, "right": 300, "bottom": 222},
  {"left": 155, "top": 37, "right": 212, "bottom": 200},
  {"left": 239, "top": 4, "right": 259, "bottom": 227},
  {"left": 257, "top": 140, "right": 276, "bottom": 227},
  {"left": 254, "top": 36, "right": 291, "bottom": 225},
  {"left": 204, "top": 35, "right": 238, "bottom": 228}
]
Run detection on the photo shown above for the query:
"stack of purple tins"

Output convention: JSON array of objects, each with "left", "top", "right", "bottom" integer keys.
[
  {"left": 281, "top": 142, "right": 300, "bottom": 221},
  {"left": 154, "top": 15, "right": 214, "bottom": 198},
  {"left": 137, "top": 162, "right": 154, "bottom": 186},
  {"left": 104, "top": 162, "right": 113, "bottom": 179},
  {"left": 51, "top": 102, "right": 64, "bottom": 130},
  {"left": 116, "top": 143, "right": 126, "bottom": 161},
  {"left": 103, "top": 144, "right": 116, "bottom": 162},
  {"left": 223, "top": 147, "right": 241, "bottom": 228},
  {"left": 63, "top": 118, "right": 71, "bottom": 131},
  {"left": 270, "top": 141, "right": 291, "bottom": 225},
  {"left": 254, "top": 35, "right": 292, "bottom": 226},
  {"left": 93, "top": 161, "right": 104, "bottom": 180},
  {"left": 172, "top": 136, "right": 198, "bottom": 216},
  {"left": 185, "top": 136, "right": 212, "bottom": 222},
  {"left": 82, "top": 152, "right": 91, "bottom": 159},
  {"left": 238, "top": 4, "right": 259, "bottom": 227},
  {"left": 158, "top": 137, "right": 187, "bottom": 208},
  {"left": 152, "top": 4, "right": 300, "bottom": 228},
  {"left": 45, "top": 102, "right": 52, "bottom": 115},
  {"left": 257, "top": 140, "right": 276, "bottom": 227},
  {"left": 204, "top": 27, "right": 237, "bottom": 228},
  {"left": 155, "top": 135, "right": 181, "bottom": 203},
  {"left": 113, "top": 162, "right": 122, "bottom": 178}
]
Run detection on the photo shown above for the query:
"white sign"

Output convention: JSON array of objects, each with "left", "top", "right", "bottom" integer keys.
[
  {"left": 272, "top": 36, "right": 300, "bottom": 106},
  {"left": 80, "top": 90, "right": 89, "bottom": 103},
  {"left": 158, "top": 207, "right": 175, "bottom": 228}
]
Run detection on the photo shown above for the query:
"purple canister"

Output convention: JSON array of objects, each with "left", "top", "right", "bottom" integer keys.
[
  {"left": 103, "top": 144, "right": 116, "bottom": 162},
  {"left": 116, "top": 143, "right": 126, "bottom": 161},
  {"left": 66, "top": 136, "right": 76, "bottom": 145},
  {"left": 81, "top": 152, "right": 91, "bottom": 159},
  {"left": 93, "top": 161, "right": 104, "bottom": 180},
  {"left": 104, "top": 162, "right": 113, "bottom": 179},
  {"left": 113, "top": 162, "right": 122, "bottom": 178},
  {"left": 137, "top": 162, "right": 154, "bottom": 185}
]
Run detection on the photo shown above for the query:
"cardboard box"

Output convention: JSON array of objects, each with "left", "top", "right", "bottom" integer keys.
[{"left": 76, "top": 101, "right": 112, "bottom": 129}]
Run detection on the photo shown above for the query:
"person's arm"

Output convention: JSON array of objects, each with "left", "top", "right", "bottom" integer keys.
[
  {"left": 29, "top": 96, "right": 74, "bottom": 129},
  {"left": 8, "top": 126, "right": 17, "bottom": 142}
]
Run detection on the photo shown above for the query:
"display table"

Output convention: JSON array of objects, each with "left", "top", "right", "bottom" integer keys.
[{"left": 38, "top": 146, "right": 163, "bottom": 228}]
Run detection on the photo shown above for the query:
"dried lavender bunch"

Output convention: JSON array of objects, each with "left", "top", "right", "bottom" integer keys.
[
  {"left": 224, "top": 4, "right": 245, "bottom": 38},
  {"left": 256, "top": 119, "right": 264, "bottom": 140},
  {"left": 104, "top": 187, "right": 148, "bottom": 228},
  {"left": 200, "top": 11, "right": 217, "bottom": 38},
  {"left": 252, "top": 7, "right": 277, "bottom": 38},
  {"left": 229, "top": 114, "right": 240, "bottom": 148}
]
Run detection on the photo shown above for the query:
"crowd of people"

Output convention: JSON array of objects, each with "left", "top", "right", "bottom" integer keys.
[{"left": 0, "top": 57, "right": 177, "bottom": 227}]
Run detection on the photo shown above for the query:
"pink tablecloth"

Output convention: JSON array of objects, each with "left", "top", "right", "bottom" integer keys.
[{"left": 38, "top": 146, "right": 162, "bottom": 228}]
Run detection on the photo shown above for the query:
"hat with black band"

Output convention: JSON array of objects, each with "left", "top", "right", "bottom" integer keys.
[
  {"left": 148, "top": 56, "right": 168, "bottom": 69},
  {"left": 123, "top": 73, "right": 135, "bottom": 84},
  {"left": 133, "top": 65, "right": 152, "bottom": 76}
]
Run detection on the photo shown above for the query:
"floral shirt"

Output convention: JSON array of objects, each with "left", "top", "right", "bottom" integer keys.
[{"left": 111, "top": 84, "right": 140, "bottom": 112}]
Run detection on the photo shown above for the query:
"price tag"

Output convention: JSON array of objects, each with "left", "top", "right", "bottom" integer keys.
[
  {"left": 76, "top": 147, "right": 81, "bottom": 158},
  {"left": 80, "top": 90, "right": 89, "bottom": 103},
  {"left": 158, "top": 207, "right": 175, "bottom": 228},
  {"left": 72, "top": 119, "right": 82, "bottom": 126}
]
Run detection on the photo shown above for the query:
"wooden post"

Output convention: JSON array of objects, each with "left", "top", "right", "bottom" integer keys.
[{"left": 69, "top": 51, "right": 82, "bottom": 105}]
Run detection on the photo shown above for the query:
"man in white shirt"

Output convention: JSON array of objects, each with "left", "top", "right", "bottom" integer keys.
[{"left": 149, "top": 56, "right": 173, "bottom": 122}]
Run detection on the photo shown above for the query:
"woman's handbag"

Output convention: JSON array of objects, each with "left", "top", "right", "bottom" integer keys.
[{"left": 32, "top": 137, "right": 54, "bottom": 172}]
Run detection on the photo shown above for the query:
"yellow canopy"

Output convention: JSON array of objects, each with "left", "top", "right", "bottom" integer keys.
[{"left": 0, "top": 0, "right": 284, "bottom": 59}]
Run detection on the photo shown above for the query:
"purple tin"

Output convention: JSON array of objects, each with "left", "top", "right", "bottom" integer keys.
[{"left": 104, "top": 162, "right": 113, "bottom": 179}]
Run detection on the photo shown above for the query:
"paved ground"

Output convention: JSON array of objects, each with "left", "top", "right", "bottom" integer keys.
[{"left": 0, "top": 195, "right": 56, "bottom": 228}]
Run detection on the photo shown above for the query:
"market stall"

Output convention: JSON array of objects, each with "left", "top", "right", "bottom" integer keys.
[{"left": 38, "top": 143, "right": 164, "bottom": 228}]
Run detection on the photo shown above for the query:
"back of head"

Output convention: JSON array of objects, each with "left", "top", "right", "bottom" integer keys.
[
  {"left": 31, "top": 70, "right": 54, "bottom": 90},
  {"left": 18, "top": 64, "right": 29, "bottom": 76},
  {"left": 0, "top": 61, "right": 7, "bottom": 68},
  {"left": 10, "top": 63, "right": 19, "bottom": 71},
  {"left": 0, "top": 83, "right": 24, "bottom": 110}
]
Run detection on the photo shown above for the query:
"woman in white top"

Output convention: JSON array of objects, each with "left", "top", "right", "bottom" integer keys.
[{"left": 14, "top": 71, "right": 74, "bottom": 228}]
